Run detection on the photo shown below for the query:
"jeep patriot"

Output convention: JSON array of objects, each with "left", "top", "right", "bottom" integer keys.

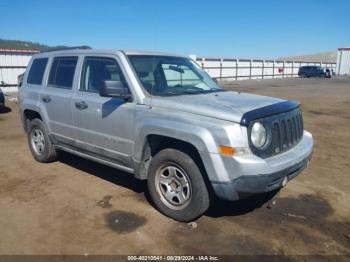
[{"left": 18, "top": 48, "right": 314, "bottom": 221}]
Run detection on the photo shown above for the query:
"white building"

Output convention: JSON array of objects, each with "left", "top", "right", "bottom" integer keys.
[
  {"left": 0, "top": 48, "right": 38, "bottom": 92},
  {"left": 336, "top": 47, "right": 350, "bottom": 75}
]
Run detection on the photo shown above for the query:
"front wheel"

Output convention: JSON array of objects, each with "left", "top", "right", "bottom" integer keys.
[{"left": 147, "top": 148, "right": 209, "bottom": 222}]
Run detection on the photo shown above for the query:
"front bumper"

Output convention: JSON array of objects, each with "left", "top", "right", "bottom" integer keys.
[
  {"left": 211, "top": 153, "right": 311, "bottom": 201},
  {"left": 202, "top": 131, "right": 314, "bottom": 201}
]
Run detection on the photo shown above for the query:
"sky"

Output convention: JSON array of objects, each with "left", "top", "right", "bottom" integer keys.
[{"left": 1, "top": 0, "right": 349, "bottom": 58}]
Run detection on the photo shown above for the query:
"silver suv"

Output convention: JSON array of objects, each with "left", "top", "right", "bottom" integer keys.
[{"left": 19, "top": 48, "right": 314, "bottom": 221}]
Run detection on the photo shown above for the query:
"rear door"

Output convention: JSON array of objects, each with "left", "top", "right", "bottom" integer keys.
[
  {"left": 20, "top": 57, "right": 49, "bottom": 114},
  {"left": 40, "top": 56, "right": 78, "bottom": 141},
  {"left": 71, "top": 55, "right": 135, "bottom": 167}
]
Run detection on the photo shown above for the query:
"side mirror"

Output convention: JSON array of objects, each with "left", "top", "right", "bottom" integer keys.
[
  {"left": 18, "top": 74, "right": 24, "bottom": 88},
  {"left": 212, "top": 77, "right": 218, "bottom": 84},
  {"left": 99, "top": 80, "right": 132, "bottom": 101}
]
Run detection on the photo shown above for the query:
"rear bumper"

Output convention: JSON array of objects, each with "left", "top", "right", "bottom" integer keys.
[{"left": 211, "top": 153, "right": 312, "bottom": 201}]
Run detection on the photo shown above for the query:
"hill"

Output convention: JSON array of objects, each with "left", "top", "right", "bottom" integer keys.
[
  {"left": 0, "top": 38, "right": 90, "bottom": 52},
  {"left": 277, "top": 51, "right": 337, "bottom": 63}
]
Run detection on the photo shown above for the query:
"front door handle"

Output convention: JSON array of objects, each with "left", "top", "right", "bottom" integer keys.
[
  {"left": 42, "top": 95, "right": 51, "bottom": 103},
  {"left": 75, "top": 101, "right": 88, "bottom": 110}
]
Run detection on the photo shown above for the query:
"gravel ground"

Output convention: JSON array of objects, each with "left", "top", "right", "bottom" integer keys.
[{"left": 0, "top": 77, "right": 349, "bottom": 259}]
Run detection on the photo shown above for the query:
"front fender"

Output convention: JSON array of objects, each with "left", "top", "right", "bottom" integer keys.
[
  {"left": 133, "top": 117, "right": 218, "bottom": 160},
  {"left": 132, "top": 117, "right": 232, "bottom": 182}
]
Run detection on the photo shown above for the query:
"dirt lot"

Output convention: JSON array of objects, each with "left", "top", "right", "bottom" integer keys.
[{"left": 0, "top": 77, "right": 349, "bottom": 258}]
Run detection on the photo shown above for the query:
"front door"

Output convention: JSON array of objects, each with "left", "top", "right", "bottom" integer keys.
[{"left": 72, "top": 56, "right": 134, "bottom": 168}]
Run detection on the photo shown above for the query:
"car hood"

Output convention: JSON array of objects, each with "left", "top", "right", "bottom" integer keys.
[{"left": 146, "top": 91, "right": 285, "bottom": 123}]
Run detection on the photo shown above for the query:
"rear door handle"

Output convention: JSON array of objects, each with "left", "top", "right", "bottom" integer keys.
[
  {"left": 42, "top": 95, "right": 51, "bottom": 103},
  {"left": 75, "top": 101, "right": 88, "bottom": 110}
]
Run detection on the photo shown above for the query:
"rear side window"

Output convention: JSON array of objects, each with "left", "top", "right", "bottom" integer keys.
[
  {"left": 27, "top": 58, "right": 48, "bottom": 85},
  {"left": 48, "top": 57, "right": 78, "bottom": 89}
]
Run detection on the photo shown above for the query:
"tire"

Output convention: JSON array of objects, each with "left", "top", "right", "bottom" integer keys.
[
  {"left": 147, "top": 148, "right": 209, "bottom": 222},
  {"left": 27, "top": 118, "right": 58, "bottom": 163}
]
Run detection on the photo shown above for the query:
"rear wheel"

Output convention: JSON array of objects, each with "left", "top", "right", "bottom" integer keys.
[
  {"left": 147, "top": 148, "right": 209, "bottom": 222},
  {"left": 27, "top": 119, "right": 58, "bottom": 163}
]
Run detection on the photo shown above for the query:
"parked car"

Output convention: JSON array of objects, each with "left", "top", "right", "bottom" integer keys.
[
  {"left": 0, "top": 88, "right": 4, "bottom": 108},
  {"left": 18, "top": 48, "right": 314, "bottom": 221},
  {"left": 298, "top": 66, "right": 326, "bottom": 78}
]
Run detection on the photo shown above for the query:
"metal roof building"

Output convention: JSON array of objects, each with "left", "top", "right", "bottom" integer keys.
[
  {"left": 336, "top": 47, "right": 350, "bottom": 75},
  {"left": 0, "top": 48, "right": 38, "bottom": 92}
]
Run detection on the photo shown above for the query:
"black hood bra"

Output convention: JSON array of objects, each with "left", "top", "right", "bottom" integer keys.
[{"left": 240, "top": 100, "right": 300, "bottom": 127}]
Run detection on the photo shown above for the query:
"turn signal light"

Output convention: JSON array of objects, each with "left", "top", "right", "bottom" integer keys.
[{"left": 219, "top": 146, "right": 236, "bottom": 156}]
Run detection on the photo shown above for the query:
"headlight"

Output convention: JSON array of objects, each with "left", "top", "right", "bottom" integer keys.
[{"left": 251, "top": 122, "right": 267, "bottom": 148}]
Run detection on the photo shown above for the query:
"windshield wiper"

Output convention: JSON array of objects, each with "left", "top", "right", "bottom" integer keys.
[
  {"left": 182, "top": 89, "right": 225, "bottom": 94},
  {"left": 161, "top": 91, "right": 185, "bottom": 96},
  {"left": 159, "top": 89, "right": 225, "bottom": 96}
]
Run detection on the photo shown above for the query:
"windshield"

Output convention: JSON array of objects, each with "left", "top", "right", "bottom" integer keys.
[{"left": 128, "top": 55, "right": 222, "bottom": 96}]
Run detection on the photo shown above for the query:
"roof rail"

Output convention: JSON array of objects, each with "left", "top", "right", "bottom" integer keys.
[{"left": 40, "top": 46, "right": 91, "bottom": 53}]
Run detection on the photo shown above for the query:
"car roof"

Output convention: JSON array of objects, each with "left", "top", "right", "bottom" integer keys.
[{"left": 32, "top": 48, "right": 187, "bottom": 58}]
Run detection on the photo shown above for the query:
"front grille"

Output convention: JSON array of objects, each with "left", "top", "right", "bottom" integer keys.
[
  {"left": 272, "top": 112, "right": 303, "bottom": 153},
  {"left": 248, "top": 108, "right": 304, "bottom": 158}
]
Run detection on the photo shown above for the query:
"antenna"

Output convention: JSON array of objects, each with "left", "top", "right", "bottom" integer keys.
[
  {"left": 149, "top": 55, "right": 156, "bottom": 109},
  {"left": 149, "top": 3, "right": 160, "bottom": 109}
]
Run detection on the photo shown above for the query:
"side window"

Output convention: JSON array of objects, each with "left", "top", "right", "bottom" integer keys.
[
  {"left": 27, "top": 58, "right": 48, "bottom": 85},
  {"left": 48, "top": 57, "right": 78, "bottom": 89},
  {"left": 127, "top": 58, "right": 155, "bottom": 93},
  {"left": 80, "top": 57, "right": 128, "bottom": 93}
]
